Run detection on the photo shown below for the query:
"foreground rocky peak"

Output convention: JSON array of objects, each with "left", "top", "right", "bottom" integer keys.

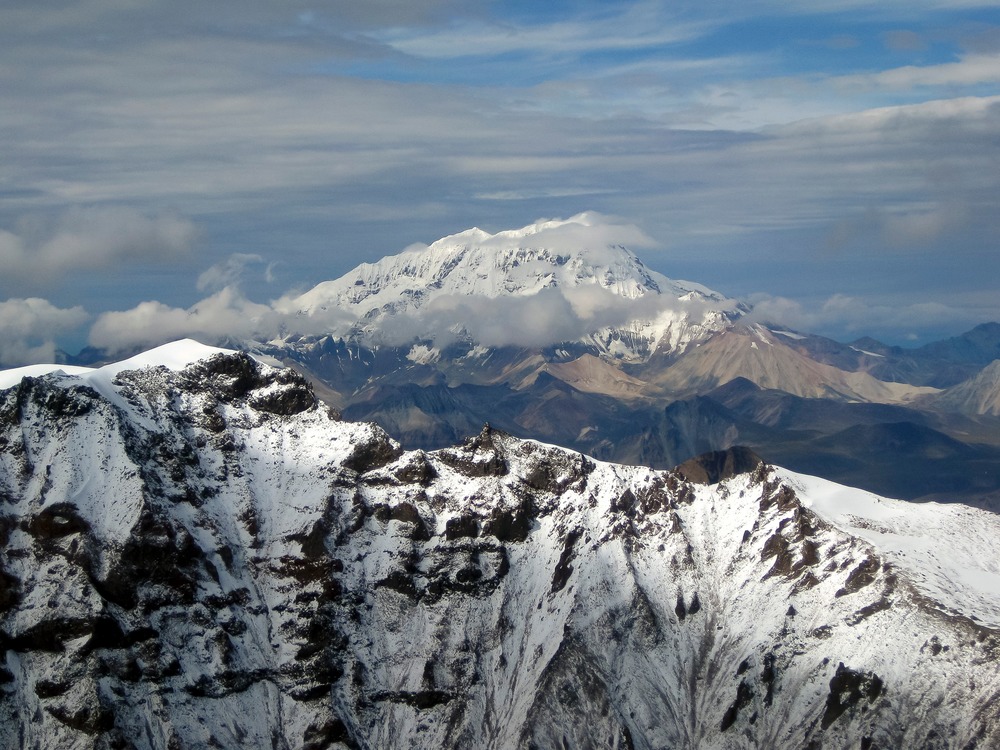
[{"left": 1, "top": 348, "right": 999, "bottom": 749}]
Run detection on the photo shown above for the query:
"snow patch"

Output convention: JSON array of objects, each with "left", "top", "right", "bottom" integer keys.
[
  {"left": 851, "top": 346, "right": 886, "bottom": 358},
  {"left": 780, "top": 467, "right": 1000, "bottom": 628},
  {"left": 406, "top": 344, "right": 440, "bottom": 364},
  {"left": 772, "top": 329, "right": 806, "bottom": 340}
]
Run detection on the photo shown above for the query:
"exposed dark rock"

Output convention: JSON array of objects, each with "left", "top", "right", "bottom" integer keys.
[
  {"left": 821, "top": 663, "right": 885, "bottom": 729},
  {"left": 34, "top": 678, "right": 70, "bottom": 699},
  {"left": 371, "top": 690, "right": 455, "bottom": 709},
  {"left": 45, "top": 701, "right": 114, "bottom": 736},
  {"left": 83, "top": 615, "right": 127, "bottom": 651},
  {"left": 720, "top": 679, "right": 754, "bottom": 730},
  {"left": 25, "top": 503, "right": 91, "bottom": 540},
  {"left": 484, "top": 497, "right": 535, "bottom": 542},
  {"left": 249, "top": 379, "right": 315, "bottom": 414},
  {"left": 179, "top": 352, "right": 264, "bottom": 401},
  {"left": 303, "top": 719, "right": 356, "bottom": 750},
  {"left": 445, "top": 515, "right": 479, "bottom": 540},
  {"left": 377, "top": 570, "right": 420, "bottom": 600},
  {"left": 848, "top": 595, "right": 893, "bottom": 625},
  {"left": 342, "top": 432, "right": 403, "bottom": 473},
  {"left": 550, "top": 529, "right": 582, "bottom": 594},
  {"left": 836, "top": 555, "right": 881, "bottom": 598},
  {"left": 688, "top": 593, "right": 701, "bottom": 615},
  {"left": 675, "top": 446, "right": 762, "bottom": 485},
  {"left": 0, "top": 566, "right": 20, "bottom": 610},
  {"left": 6, "top": 616, "right": 93, "bottom": 652},
  {"left": 373, "top": 502, "right": 430, "bottom": 541},
  {"left": 394, "top": 454, "right": 438, "bottom": 485},
  {"left": 436, "top": 425, "right": 509, "bottom": 477},
  {"left": 761, "top": 652, "right": 777, "bottom": 706},
  {"left": 99, "top": 510, "right": 204, "bottom": 610}
]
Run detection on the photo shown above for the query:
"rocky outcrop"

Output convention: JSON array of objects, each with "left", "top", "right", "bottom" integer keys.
[{"left": 1, "top": 351, "right": 999, "bottom": 749}]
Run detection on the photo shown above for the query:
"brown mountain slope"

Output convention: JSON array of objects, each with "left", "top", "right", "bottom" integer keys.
[
  {"left": 928, "top": 359, "right": 1000, "bottom": 416},
  {"left": 645, "top": 325, "right": 940, "bottom": 404}
]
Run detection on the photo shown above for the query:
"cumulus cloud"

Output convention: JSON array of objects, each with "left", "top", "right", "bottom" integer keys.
[
  {"left": 0, "top": 298, "right": 89, "bottom": 366},
  {"left": 89, "top": 285, "right": 360, "bottom": 355},
  {"left": 0, "top": 208, "right": 196, "bottom": 283},
  {"left": 370, "top": 282, "right": 722, "bottom": 349},
  {"left": 89, "top": 287, "right": 278, "bottom": 355},
  {"left": 89, "top": 219, "right": 728, "bottom": 354}
]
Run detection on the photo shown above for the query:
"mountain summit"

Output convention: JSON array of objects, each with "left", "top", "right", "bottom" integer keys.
[{"left": 279, "top": 213, "right": 744, "bottom": 359}]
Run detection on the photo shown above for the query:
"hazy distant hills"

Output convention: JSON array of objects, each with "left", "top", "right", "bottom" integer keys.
[{"left": 778, "top": 322, "right": 1000, "bottom": 388}]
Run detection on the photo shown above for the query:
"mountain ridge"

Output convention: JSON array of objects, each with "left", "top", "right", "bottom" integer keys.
[{"left": 1, "top": 345, "right": 1000, "bottom": 748}]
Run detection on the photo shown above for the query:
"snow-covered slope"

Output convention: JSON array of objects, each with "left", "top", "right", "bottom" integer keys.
[
  {"left": 277, "top": 213, "right": 743, "bottom": 360},
  {"left": 1, "top": 346, "right": 999, "bottom": 749}
]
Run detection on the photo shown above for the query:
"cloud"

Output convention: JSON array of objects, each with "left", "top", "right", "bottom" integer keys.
[
  {"left": 836, "top": 52, "right": 1000, "bottom": 91},
  {"left": 89, "top": 287, "right": 277, "bottom": 355},
  {"left": 0, "top": 298, "right": 89, "bottom": 366},
  {"left": 0, "top": 208, "right": 196, "bottom": 284},
  {"left": 746, "top": 292, "right": 1000, "bottom": 341},
  {"left": 1, "top": 0, "right": 999, "bottom": 354},
  {"left": 883, "top": 30, "right": 927, "bottom": 52},
  {"left": 824, "top": 203, "right": 970, "bottom": 251},
  {"left": 88, "top": 210, "right": 726, "bottom": 354},
  {"left": 89, "top": 285, "right": 360, "bottom": 355},
  {"left": 371, "top": 283, "right": 726, "bottom": 350},
  {"left": 376, "top": 6, "right": 708, "bottom": 59},
  {"left": 480, "top": 212, "right": 659, "bottom": 255},
  {"left": 196, "top": 253, "right": 265, "bottom": 292}
]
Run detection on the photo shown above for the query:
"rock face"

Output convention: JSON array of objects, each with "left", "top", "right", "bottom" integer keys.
[{"left": 1, "top": 347, "right": 1000, "bottom": 749}]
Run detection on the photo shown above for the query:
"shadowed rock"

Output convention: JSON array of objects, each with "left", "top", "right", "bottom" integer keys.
[{"left": 675, "top": 446, "right": 763, "bottom": 485}]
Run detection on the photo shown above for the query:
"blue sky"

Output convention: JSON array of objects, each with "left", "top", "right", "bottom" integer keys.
[{"left": 1, "top": 0, "right": 999, "bottom": 362}]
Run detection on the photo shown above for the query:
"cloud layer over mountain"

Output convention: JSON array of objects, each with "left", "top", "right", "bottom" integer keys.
[{"left": 2, "top": 2, "right": 1000, "bottom": 356}]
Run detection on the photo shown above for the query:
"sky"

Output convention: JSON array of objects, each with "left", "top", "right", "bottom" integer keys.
[{"left": 2, "top": 0, "right": 1000, "bottom": 364}]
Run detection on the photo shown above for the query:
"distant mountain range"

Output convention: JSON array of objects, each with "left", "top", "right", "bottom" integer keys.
[{"left": 194, "top": 215, "right": 1000, "bottom": 505}]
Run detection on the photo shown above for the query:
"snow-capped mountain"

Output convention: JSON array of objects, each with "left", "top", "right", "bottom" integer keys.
[
  {"left": 208, "top": 216, "right": 1000, "bottom": 505},
  {"left": 2, "top": 342, "right": 999, "bottom": 748},
  {"left": 277, "top": 213, "right": 744, "bottom": 361}
]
